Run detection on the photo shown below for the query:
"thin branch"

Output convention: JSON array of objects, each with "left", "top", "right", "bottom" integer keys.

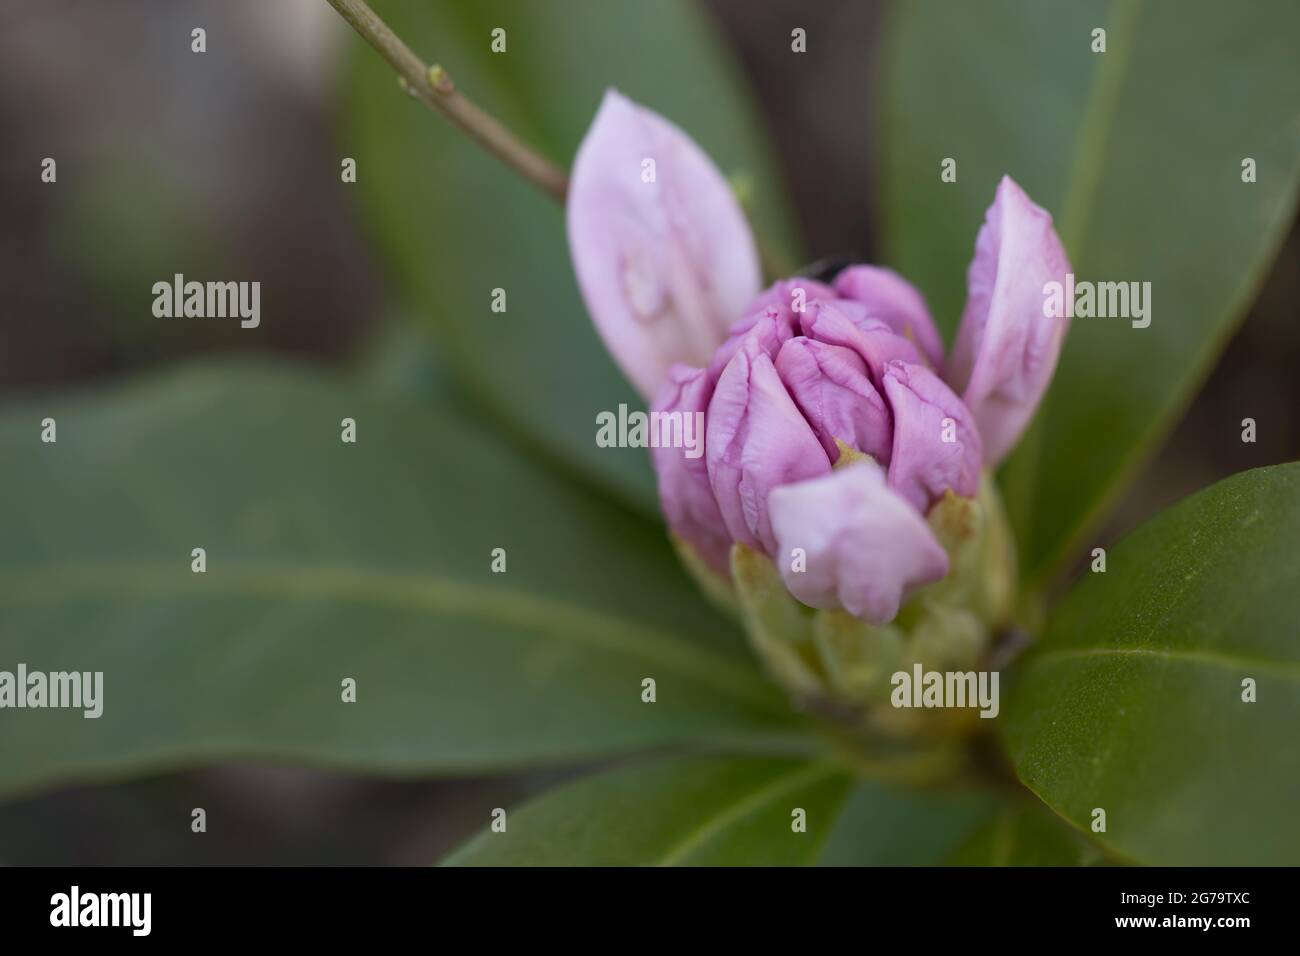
[
  {"left": 326, "top": 0, "right": 793, "bottom": 282},
  {"left": 324, "top": 0, "right": 569, "bottom": 202}
]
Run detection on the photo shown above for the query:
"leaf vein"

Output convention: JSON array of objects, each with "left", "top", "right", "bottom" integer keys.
[
  {"left": 655, "top": 761, "right": 840, "bottom": 866},
  {"left": 1026, "top": 645, "right": 1300, "bottom": 683},
  {"left": 0, "top": 564, "right": 783, "bottom": 711}
]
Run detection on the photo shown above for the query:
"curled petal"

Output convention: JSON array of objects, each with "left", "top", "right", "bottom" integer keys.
[
  {"left": 774, "top": 337, "right": 892, "bottom": 464},
  {"left": 650, "top": 365, "right": 731, "bottom": 574},
  {"left": 567, "top": 89, "right": 761, "bottom": 399},
  {"left": 707, "top": 306, "right": 796, "bottom": 382},
  {"left": 706, "top": 337, "right": 831, "bottom": 554},
  {"left": 883, "top": 360, "right": 982, "bottom": 514},
  {"left": 799, "top": 299, "right": 922, "bottom": 390},
  {"left": 832, "top": 265, "right": 946, "bottom": 372},
  {"left": 769, "top": 462, "right": 949, "bottom": 624},
  {"left": 948, "top": 175, "right": 1071, "bottom": 465}
]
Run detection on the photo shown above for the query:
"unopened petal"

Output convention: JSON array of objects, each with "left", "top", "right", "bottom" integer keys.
[
  {"left": 567, "top": 90, "right": 761, "bottom": 399},
  {"left": 706, "top": 336, "right": 831, "bottom": 554},
  {"left": 800, "top": 299, "right": 922, "bottom": 390},
  {"left": 707, "top": 306, "right": 796, "bottom": 382},
  {"left": 883, "top": 360, "right": 982, "bottom": 514},
  {"left": 833, "top": 265, "right": 945, "bottom": 372},
  {"left": 948, "top": 176, "right": 1071, "bottom": 465},
  {"left": 769, "top": 462, "right": 949, "bottom": 624},
  {"left": 774, "top": 337, "right": 892, "bottom": 464},
  {"left": 650, "top": 364, "right": 731, "bottom": 573}
]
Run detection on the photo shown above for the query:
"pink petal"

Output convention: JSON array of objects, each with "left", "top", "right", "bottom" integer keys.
[
  {"left": 833, "top": 265, "right": 946, "bottom": 372},
  {"left": 650, "top": 365, "right": 731, "bottom": 574},
  {"left": 567, "top": 90, "right": 760, "bottom": 400},
  {"left": 706, "top": 335, "right": 831, "bottom": 554},
  {"left": 799, "top": 299, "right": 922, "bottom": 390},
  {"left": 769, "top": 462, "right": 950, "bottom": 624},
  {"left": 948, "top": 176, "right": 1071, "bottom": 465},
  {"left": 883, "top": 360, "right": 982, "bottom": 514},
  {"left": 774, "top": 337, "right": 892, "bottom": 464}
]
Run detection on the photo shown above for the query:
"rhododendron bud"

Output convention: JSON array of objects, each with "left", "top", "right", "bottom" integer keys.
[
  {"left": 567, "top": 91, "right": 1067, "bottom": 678},
  {"left": 567, "top": 90, "right": 760, "bottom": 400},
  {"left": 949, "top": 175, "right": 1072, "bottom": 464},
  {"left": 768, "top": 461, "right": 949, "bottom": 625}
]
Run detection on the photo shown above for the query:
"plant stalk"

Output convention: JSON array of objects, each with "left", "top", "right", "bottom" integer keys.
[{"left": 324, "top": 0, "right": 569, "bottom": 202}]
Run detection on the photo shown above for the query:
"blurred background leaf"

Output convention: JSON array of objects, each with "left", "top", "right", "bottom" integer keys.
[
  {"left": 0, "top": 361, "right": 807, "bottom": 797},
  {"left": 1003, "top": 463, "right": 1300, "bottom": 864},
  {"left": 883, "top": 0, "right": 1300, "bottom": 587},
  {"left": 815, "top": 781, "right": 997, "bottom": 865},
  {"left": 944, "top": 797, "right": 1109, "bottom": 866},
  {"left": 444, "top": 755, "right": 850, "bottom": 865},
  {"left": 343, "top": 0, "right": 800, "bottom": 514}
]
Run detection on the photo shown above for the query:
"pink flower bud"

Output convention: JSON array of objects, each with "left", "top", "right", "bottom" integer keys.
[
  {"left": 769, "top": 462, "right": 949, "bottom": 624},
  {"left": 569, "top": 95, "right": 1068, "bottom": 626}
]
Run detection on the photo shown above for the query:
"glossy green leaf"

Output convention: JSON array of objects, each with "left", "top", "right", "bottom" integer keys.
[
  {"left": 343, "top": 0, "right": 799, "bottom": 513},
  {"left": 443, "top": 756, "right": 852, "bottom": 866},
  {"left": 1003, "top": 463, "right": 1300, "bottom": 864},
  {"left": 0, "top": 361, "right": 803, "bottom": 798},
  {"left": 883, "top": 0, "right": 1300, "bottom": 584},
  {"left": 945, "top": 798, "right": 1109, "bottom": 866}
]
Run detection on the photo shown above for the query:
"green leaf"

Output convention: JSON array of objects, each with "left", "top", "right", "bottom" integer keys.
[
  {"left": 883, "top": 0, "right": 1300, "bottom": 584},
  {"left": 1002, "top": 463, "right": 1300, "bottom": 865},
  {"left": 816, "top": 783, "right": 998, "bottom": 866},
  {"left": 443, "top": 756, "right": 852, "bottom": 866},
  {"left": 343, "top": 0, "right": 799, "bottom": 514},
  {"left": 945, "top": 799, "right": 1109, "bottom": 866},
  {"left": 0, "top": 361, "right": 803, "bottom": 798}
]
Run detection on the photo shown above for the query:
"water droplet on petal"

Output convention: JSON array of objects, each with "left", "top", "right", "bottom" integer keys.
[{"left": 622, "top": 248, "right": 665, "bottom": 322}]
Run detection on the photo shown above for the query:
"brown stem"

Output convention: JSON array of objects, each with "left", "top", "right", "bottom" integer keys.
[
  {"left": 324, "top": 0, "right": 569, "bottom": 202},
  {"left": 326, "top": 0, "right": 794, "bottom": 287}
]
